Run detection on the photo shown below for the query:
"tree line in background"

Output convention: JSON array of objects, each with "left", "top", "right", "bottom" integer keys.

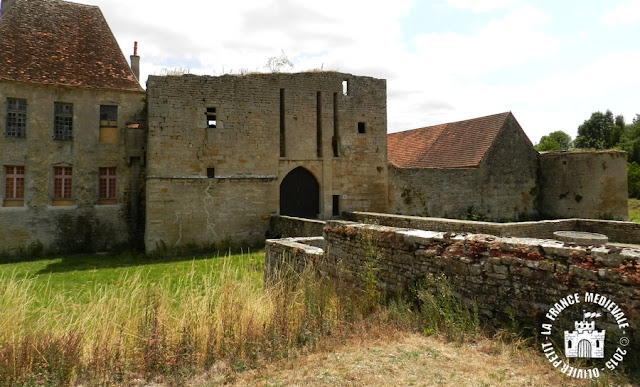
[{"left": 534, "top": 110, "right": 640, "bottom": 198}]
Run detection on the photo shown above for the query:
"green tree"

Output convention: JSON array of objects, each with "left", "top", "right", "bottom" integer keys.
[
  {"left": 574, "top": 110, "right": 617, "bottom": 149},
  {"left": 628, "top": 161, "right": 640, "bottom": 198},
  {"left": 535, "top": 130, "right": 572, "bottom": 151},
  {"left": 619, "top": 114, "right": 640, "bottom": 164}
]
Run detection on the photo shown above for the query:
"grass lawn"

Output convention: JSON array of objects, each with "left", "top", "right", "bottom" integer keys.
[{"left": 629, "top": 198, "right": 640, "bottom": 222}]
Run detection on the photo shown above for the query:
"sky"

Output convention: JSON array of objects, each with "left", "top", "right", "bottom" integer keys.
[{"left": 83, "top": 0, "right": 639, "bottom": 143}]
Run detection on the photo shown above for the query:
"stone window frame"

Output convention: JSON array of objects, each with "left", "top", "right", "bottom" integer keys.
[
  {"left": 6, "top": 98, "right": 27, "bottom": 139},
  {"left": 54, "top": 102, "right": 73, "bottom": 141},
  {"left": 98, "top": 167, "right": 117, "bottom": 205},
  {"left": 53, "top": 166, "right": 73, "bottom": 203},
  {"left": 4, "top": 165, "right": 25, "bottom": 207}
]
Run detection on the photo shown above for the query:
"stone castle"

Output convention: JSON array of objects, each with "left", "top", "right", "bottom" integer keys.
[{"left": 0, "top": 0, "right": 629, "bottom": 255}]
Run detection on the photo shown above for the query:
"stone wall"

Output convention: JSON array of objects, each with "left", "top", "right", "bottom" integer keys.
[
  {"left": 265, "top": 221, "right": 640, "bottom": 351},
  {"left": 346, "top": 211, "right": 640, "bottom": 244},
  {"left": 538, "top": 151, "right": 628, "bottom": 221},
  {"left": 0, "top": 81, "right": 145, "bottom": 254},
  {"left": 388, "top": 115, "right": 538, "bottom": 221},
  {"left": 145, "top": 72, "right": 387, "bottom": 252},
  {"left": 269, "top": 215, "right": 325, "bottom": 239}
]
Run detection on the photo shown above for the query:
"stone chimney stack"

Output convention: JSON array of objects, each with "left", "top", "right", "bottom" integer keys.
[
  {"left": 1, "top": 0, "right": 18, "bottom": 18},
  {"left": 130, "top": 41, "right": 140, "bottom": 81}
]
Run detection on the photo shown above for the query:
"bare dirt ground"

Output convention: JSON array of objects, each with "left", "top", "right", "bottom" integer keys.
[{"left": 192, "top": 331, "right": 638, "bottom": 387}]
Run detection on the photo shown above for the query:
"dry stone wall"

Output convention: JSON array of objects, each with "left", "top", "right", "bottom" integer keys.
[{"left": 265, "top": 220, "right": 640, "bottom": 352}]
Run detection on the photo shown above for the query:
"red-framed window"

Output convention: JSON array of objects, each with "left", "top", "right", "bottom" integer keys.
[
  {"left": 5, "top": 165, "right": 25, "bottom": 199},
  {"left": 53, "top": 166, "right": 72, "bottom": 200},
  {"left": 99, "top": 167, "right": 117, "bottom": 203}
]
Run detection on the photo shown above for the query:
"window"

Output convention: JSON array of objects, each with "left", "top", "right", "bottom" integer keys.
[
  {"left": 4, "top": 165, "right": 24, "bottom": 207},
  {"left": 280, "top": 89, "right": 286, "bottom": 157},
  {"left": 6, "top": 98, "right": 26, "bottom": 138},
  {"left": 342, "top": 80, "right": 348, "bottom": 96},
  {"left": 99, "top": 167, "right": 117, "bottom": 204},
  {"left": 358, "top": 122, "right": 366, "bottom": 134},
  {"left": 206, "top": 107, "right": 217, "bottom": 128},
  {"left": 53, "top": 166, "right": 72, "bottom": 205},
  {"left": 100, "top": 105, "right": 117, "bottom": 127},
  {"left": 332, "top": 195, "right": 340, "bottom": 216},
  {"left": 54, "top": 103, "right": 73, "bottom": 140},
  {"left": 207, "top": 168, "right": 215, "bottom": 178}
]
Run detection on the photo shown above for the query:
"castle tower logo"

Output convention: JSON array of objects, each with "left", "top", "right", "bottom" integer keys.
[
  {"left": 540, "top": 292, "right": 631, "bottom": 380},
  {"left": 564, "top": 311, "right": 605, "bottom": 358}
]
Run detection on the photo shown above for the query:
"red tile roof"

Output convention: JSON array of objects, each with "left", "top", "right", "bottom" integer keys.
[
  {"left": 388, "top": 112, "right": 513, "bottom": 168},
  {"left": 0, "top": 0, "right": 142, "bottom": 92}
]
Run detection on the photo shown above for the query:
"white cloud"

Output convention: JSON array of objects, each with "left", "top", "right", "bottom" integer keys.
[
  {"left": 445, "top": 0, "right": 521, "bottom": 13},
  {"left": 600, "top": 0, "right": 640, "bottom": 26}
]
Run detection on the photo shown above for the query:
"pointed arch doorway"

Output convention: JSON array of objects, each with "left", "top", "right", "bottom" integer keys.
[{"left": 280, "top": 167, "right": 319, "bottom": 218}]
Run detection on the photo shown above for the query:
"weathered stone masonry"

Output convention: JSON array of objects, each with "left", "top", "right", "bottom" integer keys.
[
  {"left": 266, "top": 221, "right": 640, "bottom": 351},
  {"left": 145, "top": 72, "right": 388, "bottom": 252}
]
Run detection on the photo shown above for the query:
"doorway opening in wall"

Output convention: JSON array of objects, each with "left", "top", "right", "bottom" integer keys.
[{"left": 279, "top": 167, "right": 319, "bottom": 218}]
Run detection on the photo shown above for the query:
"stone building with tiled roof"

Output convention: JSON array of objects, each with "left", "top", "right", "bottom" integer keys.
[
  {"left": 387, "top": 112, "right": 628, "bottom": 221},
  {"left": 0, "top": 0, "right": 146, "bottom": 253}
]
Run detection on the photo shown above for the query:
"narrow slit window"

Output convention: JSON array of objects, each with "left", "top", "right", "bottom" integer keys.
[
  {"left": 316, "top": 91, "right": 322, "bottom": 157},
  {"left": 342, "top": 80, "right": 348, "bottom": 96},
  {"left": 332, "top": 92, "right": 339, "bottom": 157},
  {"left": 6, "top": 98, "right": 27, "bottom": 138},
  {"left": 358, "top": 122, "right": 366, "bottom": 134},
  {"left": 206, "top": 107, "right": 217, "bottom": 128},
  {"left": 280, "top": 89, "right": 286, "bottom": 157}
]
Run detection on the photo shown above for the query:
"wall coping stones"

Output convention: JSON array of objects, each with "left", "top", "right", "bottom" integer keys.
[{"left": 553, "top": 230, "right": 608, "bottom": 244}]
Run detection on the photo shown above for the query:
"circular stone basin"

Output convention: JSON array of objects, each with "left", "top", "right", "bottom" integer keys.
[{"left": 553, "top": 231, "right": 608, "bottom": 245}]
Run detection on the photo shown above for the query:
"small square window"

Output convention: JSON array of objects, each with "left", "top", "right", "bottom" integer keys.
[
  {"left": 206, "top": 107, "right": 217, "bottom": 128},
  {"left": 358, "top": 122, "right": 366, "bottom": 134},
  {"left": 207, "top": 168, "right": 215, "bottom": 178}
]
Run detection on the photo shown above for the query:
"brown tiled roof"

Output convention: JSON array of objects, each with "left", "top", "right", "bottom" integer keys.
[
  {"left": 0, "top": 0, "right": 142, "bottom": 91},
  {"left": 388, "top": 112, "right": 512, "bottom": 168}
]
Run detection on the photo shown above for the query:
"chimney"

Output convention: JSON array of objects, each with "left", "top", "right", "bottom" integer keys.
[{"left": 130, "top": 41, "right": 140, "bottom": 81}]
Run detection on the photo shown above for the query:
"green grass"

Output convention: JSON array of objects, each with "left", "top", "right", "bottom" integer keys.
[{"left": 629, "top": 198, "right": 640, "bottom": 222}]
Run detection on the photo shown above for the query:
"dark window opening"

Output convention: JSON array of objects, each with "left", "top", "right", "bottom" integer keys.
[
  {"left": 342, "top": 80, "right": 348, "bottom": 96},
  {"left": 100, "top": 105, "right": 118, "bottom": 127},
  {"left": 358, "top": 122, "right": 366, "bottom": 134},
  {"left": 317, "top": 91, "right": 322, "bottom": 157},
  {"left": 332, "top": 92, "right": 339, "bottom": 157},
  {"left": 206, "top": 107, "right": 217, "bottom": 128},
  {"left": 332, "top": 195, "right": 340, "bottom": 216},
  {"left": 280, "top": 89, "right": 286, "bottom": 157},
  {"left": 54, "top": 102, "right": 73, "bottom": 140},
  {"left": 207, "top": 168, "right": 215, "bottom": 178},
  {"left": 596, "top": 340, "right": 599, "bottom": 348},
  {"left": 6, "top": 98, "right": 26, "bottom": 138},
  {"left": 568, "top": 340, "right": 572, "bottom": 348}
]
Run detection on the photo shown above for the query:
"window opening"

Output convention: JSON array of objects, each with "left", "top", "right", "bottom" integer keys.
[
  {"left": 358, "top": 122, "right": 366, "bottom": 134},
  {"left": 280, "top": 89, "right": 286, "bottom": 157},
  {"left": 54, "top": 103, "right": 73, "bottom": 140},
  {"left": 317, "top": 91, "right": 322, "bottom": 157},
  {"left": 342, "top": 80, "right": 348, "bottom": 96},
  {"left": 207, "top": 168, "right": 215, "bottom": 178},
  {"left": 99, "top": 167, "right": 117, "bottom": 204},
  {"left": 53, "top": 166, "right": 72, "bottom": 203},
  {"left": 332, "top": 195, "right": 340, "bottom": 216},
  {"left": 332, "top": 92, "right": 339, "bottom": 157},
  {"left": 100, "top": 105, "right": 118, "bottom": 127},
  {"left": 6, "top": 98, "right": 26, "bottom": 138},
  {"left": 4, "top": 165, "right": 25, "bottom": 206},
  {"left": 206, "top": 107, "right": 217, "bottom": 128}
]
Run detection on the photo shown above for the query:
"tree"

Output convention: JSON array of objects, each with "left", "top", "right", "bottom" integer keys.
[
  {"left": 264, "top": 50, "right": 294, "bottom": 73},
  {"left": 535, "top": 130, "right": 572, "bottom": 151},
  {"left": 574, "top": 110, "right": 616, "bottom": 149},
  {"left": 619, "top": 114, "right": 640, "bottom": 164}
]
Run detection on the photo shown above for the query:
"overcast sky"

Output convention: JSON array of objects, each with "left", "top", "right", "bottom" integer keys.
[{"left": 85, "top": 0, "right": 639, "bottom": 143}]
